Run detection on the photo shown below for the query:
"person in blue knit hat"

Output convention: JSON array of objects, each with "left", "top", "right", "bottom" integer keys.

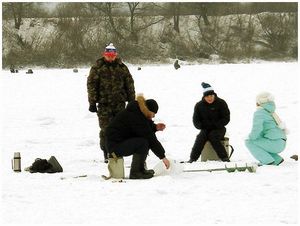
[{"left": 187, "top": 82, "right": 231, "bottom": 162}]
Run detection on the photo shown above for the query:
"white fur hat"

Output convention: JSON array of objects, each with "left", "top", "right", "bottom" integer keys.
[{"left": 256, "top": 92, "right": 274, "bottom": 104}]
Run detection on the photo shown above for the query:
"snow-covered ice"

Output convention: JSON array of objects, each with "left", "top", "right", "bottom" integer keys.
[{"left": 0, "top": 62, "right": 298, "bottom": 225}]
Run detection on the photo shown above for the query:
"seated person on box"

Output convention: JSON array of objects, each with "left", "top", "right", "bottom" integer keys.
[{"left": 187, "top": 82, "right": 230, "bottom": 163}]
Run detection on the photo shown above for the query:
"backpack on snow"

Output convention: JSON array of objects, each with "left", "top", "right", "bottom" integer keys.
[{"left": 25, "top": 156, "right": 63, "bottom": 173}]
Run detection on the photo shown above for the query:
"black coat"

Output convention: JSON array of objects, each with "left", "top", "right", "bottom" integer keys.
[
  {"left": 193, "top": 94, "right": 230, "bottom": 131},
  {"left": 105, "top": 101, "right": 166, "bottom": 159}
]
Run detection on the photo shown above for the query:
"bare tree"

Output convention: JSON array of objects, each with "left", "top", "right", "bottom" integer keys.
[
  {"left": 54, "top": 2, "right": 92, "bottom": 21},
  {"left": 256, "top": 13, "right": 297, "bottom": 53},
  {"left": 126, "top": 2, "right": 165, "bottom": 43},
  {"left": 127, "top": 2, "right": 140, "bottom": 42},
  {"left": 197, "top": 3, "right": 210, "bottom": 26},
  {"left": 3, "top": 2, "right": 34, "bottom": 29},
  {"left": 168, "top": 3, "right": 181, "bottom": 33},
  {"left": 88, "top": 2, "right": 165, "bottom": 44},
  {"left": 88, "top": 2, "right": 125, "bottom": 41}
]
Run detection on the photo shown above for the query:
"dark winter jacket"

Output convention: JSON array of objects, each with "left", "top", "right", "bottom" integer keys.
[
  {"left": 106, "top": 96, "right": 166, "bottom": 159},
  {"left": 87, "top": 57, "right": 135, "bottom": 106},
  {"left": 193, "top": 94, "right": 230, "bottom": 131}
]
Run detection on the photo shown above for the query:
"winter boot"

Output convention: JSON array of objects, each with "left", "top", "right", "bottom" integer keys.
[
  {"left": 103, "top": 150, "right": 108, "bottom": 163},
  {"left": 129, "top": 154, "right": 153, "bottom": 179},
  {"left": 142, "top": 162, "right": 155, "bottom": 175},
  {"left": 221, "top": 157, "right": 230, "bottom": 162}
]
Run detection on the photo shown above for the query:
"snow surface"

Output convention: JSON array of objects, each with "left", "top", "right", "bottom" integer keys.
[{"left": 0, "top": 62, "right": 299, "bottom": 225}]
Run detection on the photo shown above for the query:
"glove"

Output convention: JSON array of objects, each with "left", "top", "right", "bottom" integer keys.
[
  {"left": 89, "top": 104, "right": 97, "bottom": 113},
  {"left": 278, "top": 122, "right": 289, "bottom": 134},
  {"left": 278, "top": 122, "right": 286, "bottom": 130}
]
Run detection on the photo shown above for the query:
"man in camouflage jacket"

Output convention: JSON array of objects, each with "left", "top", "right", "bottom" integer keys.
[{"left": 87, "top": 43, "right": 135, "bottom": 162}]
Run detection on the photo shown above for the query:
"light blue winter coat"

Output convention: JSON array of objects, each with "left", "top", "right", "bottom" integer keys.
[{"left": 248, "top": 101, "right": 286, "bottom": 140}]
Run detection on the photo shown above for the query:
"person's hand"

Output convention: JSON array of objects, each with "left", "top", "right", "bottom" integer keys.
[
  {"left": 279, "top": 122, "right": 289, "bottom": 134},
  {"left": 278, "top": 122, "right": 286, "bottom": 130},
  {"left": 162, "top": 157, "right": 170, "bottom": 169},
  {"left": 89, "top": 104, "right": 97, "bottom": 113},
  {"left": 156, "top": 123, "right": 166, "bottom": 131}
]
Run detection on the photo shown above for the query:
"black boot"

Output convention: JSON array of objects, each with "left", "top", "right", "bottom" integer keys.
[
  {"left": 221, "top": 157, "right": 230, "bottom": 162},
  {"left": 142, "top": 162, "right": 155, "bottom": 175},
  {"left": 129, "top": 154, "right": 153, "bottom": 179},
  {"left": 101, "top": 141, "right": 108, "bottom": 163},
  {"left": 103, "top": 150, "right": 108, "bottom": 163},
  {"left": 187, "top": 159, "right": 196, "bottom": 163}
]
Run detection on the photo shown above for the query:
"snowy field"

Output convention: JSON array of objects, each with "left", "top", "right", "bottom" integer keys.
[{"left": 0, "top": 62, "right": 298, "bottom": 225}]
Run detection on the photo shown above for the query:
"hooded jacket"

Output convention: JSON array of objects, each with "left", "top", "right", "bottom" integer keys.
[
  {"left": 248, "top": 101, "right": 286, "bottom": 140},
  {"left": 193, "top": 94, "right": 230, "bottom": 131},
  {"left": 105, "top": 96, "right": 166, "bottom": 159}
]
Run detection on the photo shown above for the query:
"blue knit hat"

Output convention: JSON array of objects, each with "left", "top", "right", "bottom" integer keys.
[{"left": 202, "top": 82, "right": 215, "bottom": 96}]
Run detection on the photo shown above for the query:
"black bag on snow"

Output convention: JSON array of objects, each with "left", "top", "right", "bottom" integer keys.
[
  {"left": 27, "top": 156, "right": 63, "bottom": 173},
  {"left": 28, "top": 158, "right": 52, "bottom": 173}
]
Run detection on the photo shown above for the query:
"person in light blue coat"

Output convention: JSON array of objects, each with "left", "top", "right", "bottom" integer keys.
[{"left": 245, "top": 92, "right": 287, "bottom": 165}]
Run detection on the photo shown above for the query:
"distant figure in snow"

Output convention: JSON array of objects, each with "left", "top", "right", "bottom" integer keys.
[
  {"left": 187, "top": 82, "right": 231, "bottom": 163},
  {"left": 87, "top": 43, "right": 136, "bottom": 163},
  {"left": 174, "top": 60, "right": 180, "bottom": 70},
  {"left": 26, "top": 69, "right": 33, "bottom": 74},
  {"left": 10, "top": 65, "right": 18, "bottom": 73},
  {"left": 245, "top": 92, "right": 287, "bottom": 165},
  {"left": 10, "top": 65, "right": 15, "bottom": 73},
  {"left": 290, "top": 155, "right": 298, "bottom": 161},
  {"left": 106, "top": 94, "right": 170, "bottom": 179}
]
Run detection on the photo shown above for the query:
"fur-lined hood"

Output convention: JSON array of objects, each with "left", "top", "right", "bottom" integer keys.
[
  {"left": 136, "top": 94, "right": 155, "bottom": 118},
  {"left": 126, "top": 94, "right": 154, "bottom": 119}
]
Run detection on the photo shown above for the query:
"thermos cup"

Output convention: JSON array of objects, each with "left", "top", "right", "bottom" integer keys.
[{"left": 12, "top": 152, "right": 21, "bottom": 172}]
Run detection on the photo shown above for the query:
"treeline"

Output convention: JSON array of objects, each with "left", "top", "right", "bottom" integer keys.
[
  {"left": 2, "top": 2, "right": 298, "bottom": 68},
  {"left": 2, "top": 2, "right": 297, "bottom": 19}
]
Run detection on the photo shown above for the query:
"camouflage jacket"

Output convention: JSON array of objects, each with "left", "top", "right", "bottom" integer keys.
[{"left": 87, "top": 57, "right": 135, "bottom": 106}]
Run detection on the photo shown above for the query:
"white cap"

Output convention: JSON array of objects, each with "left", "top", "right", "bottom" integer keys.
[{"left": 105, "top": 43, "right": 116, "bottom": 52}]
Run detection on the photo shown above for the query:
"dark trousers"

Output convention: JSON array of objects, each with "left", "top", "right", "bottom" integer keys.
[
  {"left": 97, "top": 102, "right": 125, "bottom": 158},
  {"left": 190, "top": 128, "right": 228, "bottom": 161},
  {"left": 107, "top": 138, "right": 150, "bottom": 174},
  {"left": 106, "top": 137, "right": 149, "bottom": 158}
]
